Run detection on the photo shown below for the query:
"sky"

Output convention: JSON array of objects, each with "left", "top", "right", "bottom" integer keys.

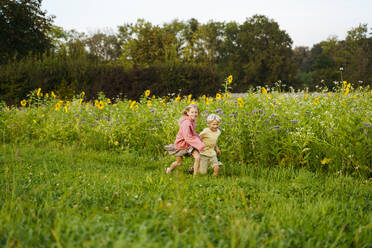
[{"left": 42, "top": 0, "right": 372, "bottom": 48}]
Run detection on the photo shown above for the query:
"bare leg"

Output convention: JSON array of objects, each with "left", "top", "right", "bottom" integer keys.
[
  {"left": 213, "top": 165, "right": 220, "bottom": 177},
  {"left": 192, "top": 150, "right": 200, "bottom": 176},
  {"left": 168, "top": 156, "right": 182, "bottom": 173}
]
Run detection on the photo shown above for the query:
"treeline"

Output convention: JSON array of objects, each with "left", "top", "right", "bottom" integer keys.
[{"left": 1, "top": 0, "right": 371, "bottom": 104}]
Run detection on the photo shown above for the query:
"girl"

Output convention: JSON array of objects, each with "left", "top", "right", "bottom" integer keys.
[{"left": 164, "top": 104, "right": 205, "bottom": 176}]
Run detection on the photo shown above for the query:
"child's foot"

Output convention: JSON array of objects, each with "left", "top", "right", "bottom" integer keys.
[{"left": 165, "top": 167, "right": 171, "bottom": 174}]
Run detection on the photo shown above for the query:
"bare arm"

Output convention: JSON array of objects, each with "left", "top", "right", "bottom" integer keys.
[{"left": 215, "top": 144, "right": 221, "bottom": 156}]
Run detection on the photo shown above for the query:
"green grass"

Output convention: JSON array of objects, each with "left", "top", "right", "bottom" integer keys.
[{"left": 1, "top": 142, "right": 371, "bottom": 247}]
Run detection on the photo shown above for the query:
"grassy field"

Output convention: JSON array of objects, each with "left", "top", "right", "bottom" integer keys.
[
  {"left": 1, "top": 84, "right": 372, "bottom": 247},
  {"left": 1, "top": 143, "right": 371, "bottom": 247}
]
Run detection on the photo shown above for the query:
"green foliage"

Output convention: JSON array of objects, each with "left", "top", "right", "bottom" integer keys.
[
  {"left": 294, "top": 24, "right": 372, "bottom": 88},
  {"left": 0, "top": 0, "right": 54, "bottom": 63},
  {"left": 0, "top": 52, "right": 221, "bottom": 105}
]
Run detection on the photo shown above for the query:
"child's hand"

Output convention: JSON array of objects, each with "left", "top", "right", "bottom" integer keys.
[{"left": 216, "top": 148, "right": 221, "bottom": 156}]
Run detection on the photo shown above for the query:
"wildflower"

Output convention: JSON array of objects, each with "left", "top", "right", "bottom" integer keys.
[
  {"left": 191, "top": 100, "right": 197, "bottom": 104},
  {"left": 79, "top": 99, "right": 83, "bottom": 104},
  {"left": 262, "top": 87, "right": 267, "bottom": 95},
  {"left": 107, "top": 98, "right": 111, "bottom": 104},
  {"left": 291, "top": 119, "right": 298, "bottom": 124},
  {"left": 94, "top": 100, "right": 99, "bottom": 107},
  {"left": 64, "top": 106, "right": 68, "bottom": 112},
  {"left": 202, "top": 95, "right": 206, "bottom": 100},
  {"left": 81, "top": 91, "right": 85, "bottom": 97},
  {"left": 130, "top": 100, "right": 136, "bottom": 109},
  {"left": 37, "top": 88, "right": 41, "bottom": 96},
  {"left": 237, "top": 97, "right": 243, "bottom": 107},
  {"left": 45, "top": 93, "right": 49, "bottom": 98},
  {"left": 104, "top": 206, "right": 109, "bottom": 211},
  {"left": 271, "top": 125, "right": 280, "bottom": 131},
  {"left": 216, "top": 93, "right": 221, "bottom": 100},
  {"left": 20, "top": 99, "right": 27, "bottom": 107},
  {"left": 145, "top": 90, "right": 150, "bottom": 97},
  {"left": 314, "top": 97, "right": 319, "bottom": 105},
  {"left": 344, "top": 87, "right": 350, "bottom": 97},
  {"left": 152, "top": 95, "right": 156, "bottom": 99},
  {"left": 304, "top": 94, "right": 308, "bottom": 100},
  {"left": 147, "top": 100, "right": 152, "bottom": 106},
  {"left": 41, "top": 114, "right": 45, "bottom": 118},
  {"left": 51, "top": 91, "right": 56, "bottom": 98},
  {"left": 206, "top": 97, "right": 209, "bottom": 105},
  {"left": 343, "top": 81, "right": 347, "bottom": 88},
  {"left": 321, "top": 158, "right": 331, "bottom": 165},
  {"left": 187, "top": 94, "right": 192, "bottom": 103},
  {"left": 33, "top": 120, "right": 36, "bottom": 124},
  {"left": 362, "top": 122, "right": 371, "bottom": 128},
  {"left": 175, "top": 96, "right": 181, "bottom": 103},
  {"left": 98, "top": 101, "right": 104, "bottom": 109},
  {"left": 114, "top": 141, "right": 119, "bottom": 146},
  {"left": 227, "top": 75, "right": 233, "bottom": 84}
]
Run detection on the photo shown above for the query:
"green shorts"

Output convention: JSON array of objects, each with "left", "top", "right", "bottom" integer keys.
[{"left": 199, "top": 155, "right": 222, "bottom": 174}]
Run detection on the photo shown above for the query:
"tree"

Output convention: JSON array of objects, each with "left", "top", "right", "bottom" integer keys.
[
  {"left": 344, "top": 24, "right": 370, "bottom": 84},
  {"left": 0, "top": 0, "right": 54, "bottom": 63},
  {"left": 119, "top": 19, "right": 182, "bottom": 67},
  {"left": 220, "top": 15, "right": 296, "bottom": 89},
  {"left": 85, "top": 29, "right": 121, "bottom": 61}
]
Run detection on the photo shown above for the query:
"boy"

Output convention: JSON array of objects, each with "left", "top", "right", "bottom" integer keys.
[{"left": 189, "top": 114, "right": 222, "bottom": 176}]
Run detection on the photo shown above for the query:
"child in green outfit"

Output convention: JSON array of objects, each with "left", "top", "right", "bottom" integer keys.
[{"left": 189, "top": 114, "right": 222, "bottom": 176}]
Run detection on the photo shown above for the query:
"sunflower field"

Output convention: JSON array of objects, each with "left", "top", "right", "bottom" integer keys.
[{"left": 0, "top": 81, "right": 371, "bottom": 247}]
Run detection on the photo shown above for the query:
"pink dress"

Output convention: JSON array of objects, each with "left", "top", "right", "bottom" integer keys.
[
  {"left": 164, "top": 116, "right": 205, "bottom": 156},
  {"left": 174, "top": 116, "right": 205, "bottom": 151}
]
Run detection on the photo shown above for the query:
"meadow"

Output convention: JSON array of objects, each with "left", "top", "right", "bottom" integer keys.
[{"left": 1, "top": 82, "right": 371, "bottom": 247}]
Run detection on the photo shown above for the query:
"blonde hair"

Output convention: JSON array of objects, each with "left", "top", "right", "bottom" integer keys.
[
  {"left": 181, "top": 104, "right": 199, "bottom": 117},
  {"left": 206, "top": 114, "right": 221, "bottom": 123}
]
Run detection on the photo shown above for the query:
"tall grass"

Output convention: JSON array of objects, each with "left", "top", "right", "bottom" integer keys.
[{"left": 1, "top": 85, "right": 371, "bottom": 177}]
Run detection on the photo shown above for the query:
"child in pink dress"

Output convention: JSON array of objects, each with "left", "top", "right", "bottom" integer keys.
[{"left": 164, "top": 104, "right": 205, "bottom": 175}]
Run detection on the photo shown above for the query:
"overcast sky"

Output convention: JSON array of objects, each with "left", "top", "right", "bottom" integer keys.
[{"left": 42, "top": 0, "right": 372, "bottom": 48}]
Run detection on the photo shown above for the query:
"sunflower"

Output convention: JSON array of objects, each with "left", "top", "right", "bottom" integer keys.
[
  {"left": 344, "top": 87, "right": 350, "bottom": 97},
  {"left": 20, "top": 99, "right": 27, "bottom": 107},
  {"left": 227, "top": 75, "right": 233, "bottom": 84},
  {"left": 130, "top": 100, "right": 136, "bottom": 109},
  {"left": 145, "top": 90, "right": 151, "bottom": 97},
  {"left": 216, "top": 93, "right": 221, "bottom": 100},
  {"left": 262, "top": 87, "right": 267, "bottom": 95},
  {"left": 98, "top": 101, "right": 104, "bottom": 109},
  {"left": 237, "top": 97, "right": 243, "bottom": 107}
]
